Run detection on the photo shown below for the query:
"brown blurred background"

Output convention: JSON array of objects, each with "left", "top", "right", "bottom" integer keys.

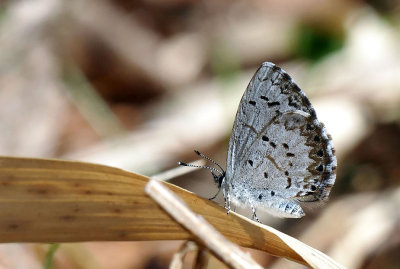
[{"left": 1, "top": 0, "right": 400, "bottom": 268}]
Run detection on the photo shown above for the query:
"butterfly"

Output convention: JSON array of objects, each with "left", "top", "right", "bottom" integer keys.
[{"left": 180, "top": 62, "right": 336, "bottom": 221}]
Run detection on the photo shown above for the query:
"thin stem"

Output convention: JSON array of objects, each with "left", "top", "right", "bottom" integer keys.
[{"left": 43, "top": 243, "right": 60, "bottom": 269}]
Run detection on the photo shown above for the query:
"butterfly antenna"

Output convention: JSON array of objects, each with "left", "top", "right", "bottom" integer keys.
[
  {"left": 178, "top": 161, "right": 223, "bottom": 176},
  {"left": 194, "top": 150, "right": 225, "bottom": 173}
]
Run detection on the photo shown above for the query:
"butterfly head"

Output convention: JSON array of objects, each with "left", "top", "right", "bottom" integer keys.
[
  {"left": 179, "top": 150, "right": 226, "bottom": 190},
  {"left": 211, "top": 170, "right": 225, "bottom": 188}
]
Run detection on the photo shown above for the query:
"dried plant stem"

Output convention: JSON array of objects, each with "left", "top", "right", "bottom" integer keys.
[
  {"left": 193, "top": 247, "right": 210, "bottom": 269},
  {"left": 145, "top": 178, "right": 263, "bottom": 269},
  {"left": 169, "top": 241, "right": 197, "bottom": 269}
]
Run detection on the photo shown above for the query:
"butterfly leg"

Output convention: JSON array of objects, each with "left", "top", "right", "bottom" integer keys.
[
  {"left": 221, "top": 180, "right": 231, "bottom": 214},
  {"left": 208, "top": 187, "right": 221, "bottom": 201},
  {"left": 226, "top": 193, "right": 231, "bottom": 215},
  {"left": 251, "top": 205, "right": 260, "bottom": 223}
]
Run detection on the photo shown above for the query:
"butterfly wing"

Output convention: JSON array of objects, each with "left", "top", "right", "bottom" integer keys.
[{"left": 225, "top": 62, "right": 336, "bottom": 217}]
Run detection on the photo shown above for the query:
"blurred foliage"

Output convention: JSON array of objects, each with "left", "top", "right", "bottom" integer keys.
[
  {"left": 62, "top": 62, "right": 126, "bottom": 138},
  {"left": 43, "top": 244, "right": 59, "bottom": 269},
  {"left": 336, "top": 123, "right": 400, "bottom": 196},
  {"left": 365, "top": 0, "right": 400, "bottom": 19},
  {"left": 294, "top": 23, "right": 345, "bottom": 62},
  {"left": 210, "top": 41, "right": 240, "bottom": 83},
  {"left": 0, "top": 5, "right": 7, "bottom": 26}
]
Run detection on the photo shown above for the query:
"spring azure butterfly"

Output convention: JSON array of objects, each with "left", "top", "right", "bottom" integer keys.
[{"left": 180, "top": 62, "right": 337, "bottom": 221}]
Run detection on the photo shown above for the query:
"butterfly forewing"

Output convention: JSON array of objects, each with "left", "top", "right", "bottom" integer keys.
[{"left": 225, "top": 62, "right": 336, "bottom": 218}]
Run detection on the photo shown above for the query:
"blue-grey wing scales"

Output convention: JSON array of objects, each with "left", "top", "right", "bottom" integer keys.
[{"left": 223, "top": 62, "right": 336, "bottom": 218}]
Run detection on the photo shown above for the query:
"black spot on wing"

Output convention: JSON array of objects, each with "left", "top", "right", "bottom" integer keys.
[
  {"left": 288, "top": 96, "right": 299, "bottom": 109},
  {"left": 262, "top": 136, "right": 269, "bottom": 141},
  {"left": 286, "top": 177, "right": 292, "bottom": 189},
  {"left": 292, "top": 84, "right": 301, "bottom": 93},
  {"left": 281, "top": 72, "right": 291, "bottom": 81},
  {"left": 317, "top": 164, "right": 324, "bottom": 172},
  {"left": 304, "top": 97, "right": 312, "bottom": 107},
  {"left": 267, "top": 101, "right": 280, "bottom": 107},
  {"left": 311, "top": 185, "right": 317, "bottom": 191},
  {"left": 272, "top": 65, "right": 280, "bottom": 72}
]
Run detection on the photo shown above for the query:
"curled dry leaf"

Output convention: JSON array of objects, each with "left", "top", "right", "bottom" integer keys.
[{"left": 0, "top": 157, "right": 344, "bottom": 268}]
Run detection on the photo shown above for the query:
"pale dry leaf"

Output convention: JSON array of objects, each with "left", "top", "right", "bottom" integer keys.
[{"left": 0, "top": 157, "right": 344, "bottom": 268}]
